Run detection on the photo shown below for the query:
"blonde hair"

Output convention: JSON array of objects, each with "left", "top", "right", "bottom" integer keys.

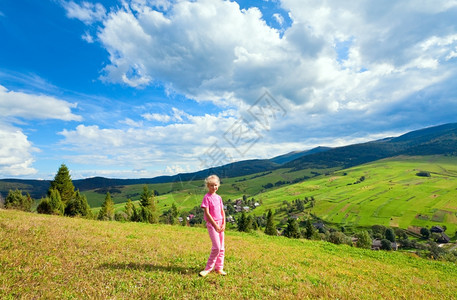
[{"left": 205, "top": 174, "right": 220, "bottom": 187}]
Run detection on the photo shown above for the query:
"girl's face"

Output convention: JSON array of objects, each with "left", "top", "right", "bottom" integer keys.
[{"left": 207, "top": 181, "right": 219, "bottom": 194}]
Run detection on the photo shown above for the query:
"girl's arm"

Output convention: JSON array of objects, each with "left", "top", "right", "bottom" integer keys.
[
  {"left": 203, "top": 207, "right": 221, "bottom": 232},
  {"left": 220, "top": 205, "right": 226, "bottom": 232}
]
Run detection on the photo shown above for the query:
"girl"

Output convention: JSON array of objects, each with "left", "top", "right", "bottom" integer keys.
[{"left": 199, "top": 175, "right": 227, "bottom": 277}]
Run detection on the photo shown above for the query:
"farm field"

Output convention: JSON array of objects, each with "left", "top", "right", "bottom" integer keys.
[
  {"left": 254, "top": 156, "right": 457, "bottom": 233},
  {"left": 1, "top": 209, "right": 456, "bottom": 299},
  {"left": 85, "top": 155, "right": 457, "bottom": 234}
]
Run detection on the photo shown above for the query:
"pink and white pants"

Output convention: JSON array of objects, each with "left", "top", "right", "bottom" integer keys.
[{"left": 204, "top": 219, "right": 225, "bottom": 271}]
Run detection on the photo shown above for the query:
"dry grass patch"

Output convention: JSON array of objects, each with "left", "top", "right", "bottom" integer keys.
[{"left": 1, "top": 210, "right": 457, "bottom": 299}]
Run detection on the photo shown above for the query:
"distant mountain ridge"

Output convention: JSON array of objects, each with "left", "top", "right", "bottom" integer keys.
[
  {"left": 1, "top": 122, "right": 457, "bottom": 199},
  {"left": 283, "top": 122, "right": 457, "bottom": 171}
]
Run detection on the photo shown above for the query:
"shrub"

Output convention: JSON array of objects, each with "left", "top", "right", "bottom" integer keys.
[
  {"left": 355, "top": 230, "right": 372, "bottom": 249},
  {"left": 329, "top": 231, "right": 351, "bottom": 246},
  {"left": 416, "top": 171, "right": 431, "bottom": 177},
  {"left": 5, "top": 189, "right": 33, "bottom": 212},
  {"left": 380, "top": 239, "right": 392, "bottom": 250}
]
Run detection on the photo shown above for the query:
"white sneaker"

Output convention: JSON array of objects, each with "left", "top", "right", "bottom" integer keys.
[
  {"left": 215, "top": 270, "right": 227, "bottom": 276},
  {"left": 199, "top": 270, "right": 210, "bottom": 277}
]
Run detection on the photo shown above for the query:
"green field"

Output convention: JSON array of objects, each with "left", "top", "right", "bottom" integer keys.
[
  {"left": 1, "top": 209, "right": 456, "bottom": 299},
  {"left": 86, "top": 155, "right": 457, "bottom": 234},
  {"left": 254, "top": 155, "right": 457, "bottom": 234}
]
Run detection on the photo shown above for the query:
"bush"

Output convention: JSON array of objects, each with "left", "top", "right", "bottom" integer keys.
[
  {"left": 416, "top": 171, "right": 431, "bottom": 177},
  {"left": 329, "top": 231, "right": 351, "bottom": 245},
  {"left": 355, "top": 230, "right": 372, "bottom": 249},
  {"left": 5, "top": 189, "right": 33, "bottom": 212},
  {"left": 115, "top": 211, "right": 129, "bottom": 222},
  {"left": 380, "top": 239, "right": 392, "bottom": 250},
  {"left": 283, "top": 218, "right": 300, "bottom": 239}
]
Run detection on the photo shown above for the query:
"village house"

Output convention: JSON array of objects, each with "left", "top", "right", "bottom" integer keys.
[{"left": 371, "top": 239, "right": 399, "bottom": 251}]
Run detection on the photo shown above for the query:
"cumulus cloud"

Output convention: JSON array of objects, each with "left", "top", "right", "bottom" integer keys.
[
  {"left": 62, "top": 0, "right": 106, "bottom": 24},
  {"left": 0, "top": 85, "right": 82, "bottom": 121},
  {"left": 0, "top": 85, "right": 82, "bottom": 177},
  {"left": 85, "top": 0, "right": 457, "bottom": 119},
  {"left": 0, "top": 123, "right": 38, "bottom": 176},
  {"left": 53, "top": 0, "right": 457, "bottom": 178}
]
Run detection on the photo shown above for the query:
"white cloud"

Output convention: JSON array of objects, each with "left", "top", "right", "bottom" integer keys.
[
  {"left": 0, "top": 123, "right": 38, "bottom": 176},
  {"left": 53, "top": 0, "right": 457, "bottom": 178},
  {"left": 63, "top": 1, "right": 106, "bottom": 24},
  {"left": 272, "top": 13, "right": 284, "bottom": 25},
  {"left": 87, "top": 0, "right": 457, "bottom": 118},
  {"left": 82, "top": 31, "right": 94, "bottom": 43},
  {"left": 142, "top": 112, "right": 171, "bottom": 123},
  {"left": 0, "top": 85, "right": 82, "bottom": 121}
]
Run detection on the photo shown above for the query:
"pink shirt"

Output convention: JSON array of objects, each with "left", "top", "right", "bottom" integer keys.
[{"left": 201, "top": 193, "right": 224, "bottom": 222}]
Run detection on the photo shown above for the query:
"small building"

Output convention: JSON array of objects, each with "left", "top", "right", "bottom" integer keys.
[
  {"left": 430, "top": 226, "right": 444, "bottom": 233},
  {"left": 226, "top": 215, "right": 235, "bottom": 223},
  {"left": 437, "top": 233, "right": 450, "bottom": 243},
  {"left": 371, "top": 239, "right": 398, "bottom": 251}
]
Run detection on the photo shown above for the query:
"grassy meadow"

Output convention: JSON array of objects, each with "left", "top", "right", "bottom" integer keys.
[
  {"left": 254, "top": 156, "right": 457, "bottom": 234},
  {"left": 1, "top": 209, "right": 457, "bottom": 299},
  {"left": 86, "top": 155, "right": 457, "bottom": 236}
]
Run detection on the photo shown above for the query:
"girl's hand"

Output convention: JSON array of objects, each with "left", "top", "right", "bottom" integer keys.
[{"left": 219, "top": 224, "right": 225, "bottom": 232}]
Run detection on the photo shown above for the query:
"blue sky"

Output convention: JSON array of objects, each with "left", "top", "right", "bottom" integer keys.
[{"left": 1, "top": 0, "right": 457, "bottom": 180}]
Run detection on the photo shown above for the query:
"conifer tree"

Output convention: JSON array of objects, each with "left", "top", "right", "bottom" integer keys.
[
  {"left": 385, "top": 228, "right": 396, "bottom": 243},
  {"left": 98, "top": 192, "right": 115, "bottom": 221},
  {"left": 65, "top": 190, "right": 91, "bottom": 218},
  {"left": 125, "top": 198, "right": 134, "bottom": 219},
  {"left": 49, "top": 164, "right": 75, "bottom": 204},
  {"left": 264, "top": 209, "right": 277, "bottom": 236},
  {"left": 48, "top": 188, "right": 65, "bottom": 215},
  {"left": 139, "top": 185, "right": 158, "bottom": 223},
  {"left": 284, "top": 218, "right": 300, "bottom": 238},
  {"left": 245, "top": 215, "right": 253, "bottom": 232},
  {"left": 36, "top": 197, "right": 52, "bottom": 214},
  {"left": 37, "top": 188, "right": 64, "bottom": 215},
  {"left": 5, "top": 189, "right": 32, "bottom": 211},
  {"left": 237, "top": 211, "right": 247, "bottom": 232},
  {"left": 304, "top": 218, "right": 315, "bottom": 239}
]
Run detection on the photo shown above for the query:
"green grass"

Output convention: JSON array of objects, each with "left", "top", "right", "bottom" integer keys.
[
  {"left": 83, "top": 155, "right": 457, "bottom": 234},
  {"left": 254, "top": 155, "right": 457, "bottom": 233},
  {"left": 1, "top": 209, "right": 457, "bottom": 299}
]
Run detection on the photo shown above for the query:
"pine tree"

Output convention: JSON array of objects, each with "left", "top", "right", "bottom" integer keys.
[
  {"left": 37, "top": 188, "right": 64, "bottom": 215},
  {"left": 98, "top": 192, "right": 115, "bottom": 221},
  {"left": 245, "top": 215, "right": 253, "bottom": 232},
  {"left": 284, "top": 218, "right": 300, "bottom": 238},
  {"left": 264, "top": 209, "right": 276, "bottom": 236},
  {"left": 304, "top": 218, "right": 315, "bottom": 239},
  {"left": 385, "top": 228, "right": 396, "bottom": 243},
  {"left": 50, "top": 164, "right": 75, "bottom": 204},
  {"left": 139, "top": 185, "right": 158, "bottom": 223},
  {"left": 48, "top": 188, "right": 65, "bottom": 215},
  {"left": 125, "top": 198, "right": 134, "bottom": 219},
  {"left": 140, "top": 185, "right": 152, "bottom": 207},
  {"left": 65, "top": 190, "right": 91, "bottom": 218},
  {"left": 36, "top": 197, "right": 52, "bottom": 214},
  {"left": 5, "top": 189, "right": 32, "bottom": 211},
  {"left": 237, "top": 211, "right": 247, "bottom": 232}
]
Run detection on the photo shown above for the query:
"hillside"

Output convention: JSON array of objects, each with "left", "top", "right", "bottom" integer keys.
[
  {"left": 254, "top": 155, "right": 457, "bottom": 234},
  {"left": 1, "top": 210, "right": 456, "bottom": 299},
  {"left": 2, "top": 122, "right": 457, "bottom": 200},
  {"left": 284, "top": 123, "right": 457, "bottom": 171}
]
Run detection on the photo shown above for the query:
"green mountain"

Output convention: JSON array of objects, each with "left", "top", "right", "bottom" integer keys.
[
  {"left": 284, "top": 123, "right": 457, "bottom": 171},
  {"left": 2, "top": 122, "right": 457, "bottom": 199}
]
